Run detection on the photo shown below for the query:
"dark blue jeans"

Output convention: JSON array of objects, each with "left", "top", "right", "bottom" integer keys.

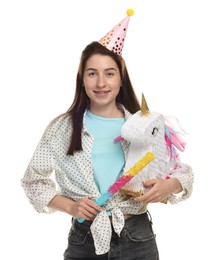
[{"left": 64, "top": 211, "right": 159, "bottom": 260}]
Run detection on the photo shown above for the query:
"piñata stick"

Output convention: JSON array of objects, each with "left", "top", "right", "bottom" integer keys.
[{"left": 77, "top": 151, "right": 155, "bottom": 223}]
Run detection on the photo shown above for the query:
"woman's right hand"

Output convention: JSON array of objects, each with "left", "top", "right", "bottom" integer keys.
[
  {"left": 69, "top": 197, "right": 102, "bottom": 221},
  {"left": 48, "top": 195, "right": 102, "bottom": 221}
]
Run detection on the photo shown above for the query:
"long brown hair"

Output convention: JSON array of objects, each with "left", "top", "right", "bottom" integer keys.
[{"left": 66, "top": 41, "right": 140, "bottom": 155}]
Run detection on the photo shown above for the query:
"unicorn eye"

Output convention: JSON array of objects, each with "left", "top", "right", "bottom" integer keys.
[{"left": 152, "top": 127, "right": 159, "bottom": 136}]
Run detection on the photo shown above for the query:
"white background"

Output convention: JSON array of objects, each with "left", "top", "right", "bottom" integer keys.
[{"left": 0, "top": 0, "right": 213, "bottom": 259}]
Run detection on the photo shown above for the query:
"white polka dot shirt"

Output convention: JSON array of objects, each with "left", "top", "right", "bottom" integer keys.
[{"left": 21, "top": 108, "right": 194, "bottom": 255}]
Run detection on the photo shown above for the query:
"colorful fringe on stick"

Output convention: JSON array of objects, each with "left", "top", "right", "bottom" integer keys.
[{"left": 77, "top": 151, "right": 155, "bottom": 223}]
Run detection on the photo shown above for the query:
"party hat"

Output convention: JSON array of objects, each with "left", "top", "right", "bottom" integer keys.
[{"left": 99, "top": 9, "right": 134, "bottom": 55}]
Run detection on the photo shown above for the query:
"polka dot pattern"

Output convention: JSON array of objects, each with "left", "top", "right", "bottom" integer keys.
[
  {"left": 99, "top": 16, "right": 131, "bottom": 55},
  {"left": 21, "top": 108, "right": 194, "bottom": 255}
]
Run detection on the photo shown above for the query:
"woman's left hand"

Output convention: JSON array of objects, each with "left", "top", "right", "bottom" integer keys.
[{"left": 134, "top": 178, "right": 183, "bottom": 203}]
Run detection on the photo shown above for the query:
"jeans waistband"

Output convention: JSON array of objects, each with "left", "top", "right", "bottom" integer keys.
[{"left": 73, "top": 211, "right": 149, "bottom": 228}]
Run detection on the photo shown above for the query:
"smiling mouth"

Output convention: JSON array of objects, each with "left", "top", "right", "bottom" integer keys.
[{"left": 94, "top": 90, "right": 111, "bottom": 95}]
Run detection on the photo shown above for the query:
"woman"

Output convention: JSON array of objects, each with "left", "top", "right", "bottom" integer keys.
[{"left": 21, "top": 41, "right": 193, "bottom": 259}]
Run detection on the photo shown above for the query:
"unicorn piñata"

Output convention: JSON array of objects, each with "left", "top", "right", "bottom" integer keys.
[{"left": 116, "top": 93, "right": 186, "bottom": 198}]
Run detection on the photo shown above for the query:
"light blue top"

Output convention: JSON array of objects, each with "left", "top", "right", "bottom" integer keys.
[{"left": 84, "top": 110, "right": 125, "bottom": 194}]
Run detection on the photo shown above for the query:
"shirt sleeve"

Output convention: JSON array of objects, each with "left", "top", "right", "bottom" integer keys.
[
  {"left": 167, "top": 158, "right": 194, "bottom": 204},
  {"left": 21, "top": 122, "right": 60, "bottom": 213}
]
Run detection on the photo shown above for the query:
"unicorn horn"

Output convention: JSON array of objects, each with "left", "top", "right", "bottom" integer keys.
[{"left": 141, "top": 93, "right": 150, "bottom": 116}]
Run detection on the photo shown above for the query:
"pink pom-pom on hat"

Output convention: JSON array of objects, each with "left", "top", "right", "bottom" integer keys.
[{"left": 99, "top": 9, "right": 134, "bottom": 55}]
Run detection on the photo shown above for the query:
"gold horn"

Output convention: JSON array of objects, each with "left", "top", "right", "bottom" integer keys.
[{"left": 141, "top": 93, "right": 150, "bottom": 117}]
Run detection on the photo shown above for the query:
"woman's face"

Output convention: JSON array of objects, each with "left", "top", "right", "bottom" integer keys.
[{"left": 83, "top": 54, "right": 122, "bottom": 111}]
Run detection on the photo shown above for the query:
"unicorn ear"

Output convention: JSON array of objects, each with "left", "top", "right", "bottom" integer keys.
[{"left": 141, "top": 93, "right": 150, "bottom": 116}]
